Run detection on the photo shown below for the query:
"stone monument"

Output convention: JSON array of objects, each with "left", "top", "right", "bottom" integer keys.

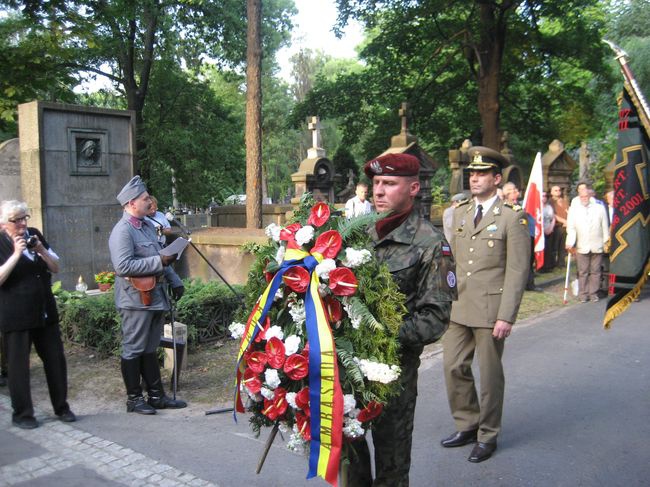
[
  {"left": 291, "top": 116, "right": 338, "bottom": 203},
  {"left": 372, "top": 102, "right": 438, "bottom": 220},
  {"left": 18, "top": 101, "right": 136, "bottom": 289},
  {"left": 542, "top": 139, "right": 577, "bottom": 193},
  {"left": 0, "top": 138, "right": 21, "bottom": 201}
]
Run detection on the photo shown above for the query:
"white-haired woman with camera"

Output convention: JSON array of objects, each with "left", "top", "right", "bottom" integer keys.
[{"left": 0, "top": 200, "right": 75, "bottom": 429}]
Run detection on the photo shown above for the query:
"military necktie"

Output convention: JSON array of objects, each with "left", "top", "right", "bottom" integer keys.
[{"left": 474, "top": 204, "right": 483, "bottom": 227}]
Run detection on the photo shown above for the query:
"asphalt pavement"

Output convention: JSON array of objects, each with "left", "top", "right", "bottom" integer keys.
[{"left": 1, "top": 288, "right": 649, "bottom": 486}]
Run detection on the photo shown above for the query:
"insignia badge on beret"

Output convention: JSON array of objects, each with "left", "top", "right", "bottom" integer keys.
[
  {"left": 446, "top": 271, "right": 456, "bottom": 288},
  {"left": 369, "top": 160, "right": 382, "bottom": 174},
  {"left": 472, "top": 153, "right": 484, "bottom": 164}
]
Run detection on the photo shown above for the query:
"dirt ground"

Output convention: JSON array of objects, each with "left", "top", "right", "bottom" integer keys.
[{"left": 19, "top": 279, "right": 572, "bottom": 417}]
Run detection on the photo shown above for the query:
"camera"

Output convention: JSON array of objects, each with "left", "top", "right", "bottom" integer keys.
[{"left": 26, "top": 235, "right": 39, "bottom": 249}]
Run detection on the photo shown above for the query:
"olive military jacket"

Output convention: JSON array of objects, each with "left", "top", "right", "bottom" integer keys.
[
  {"left": 369, "top": 210, "right": 457, "bottom": 349},
  {"left": 109, "top": 212, "right": 183, "bottom": 311},
  {"left": 449, "top": 198, "right": 530, "bottom": 327}
]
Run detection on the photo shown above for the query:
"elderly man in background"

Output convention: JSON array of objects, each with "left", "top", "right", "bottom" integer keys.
[
  {"left": 565, "top": 182, "right": 609, "bottom": 303},
  {"left": 109, "top": 176, "right": 187, "bottom": 415},
  {"left": 443, "top": 193, "right": 467, "bottom": 243}
]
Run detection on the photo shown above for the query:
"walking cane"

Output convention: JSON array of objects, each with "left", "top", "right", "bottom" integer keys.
[
  {"left": 168, "top": 284, "right": 179, "bottom": 401},
  {"left": 563, "top": 253, "right": 572, "bottom": 305}
]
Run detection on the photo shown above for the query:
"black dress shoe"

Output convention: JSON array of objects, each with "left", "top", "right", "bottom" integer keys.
[
  {"left": 441, "top": 429, "right": 478, "bottom": 448},
  {"left": 126, "top": 395, "right": 157, "bottom": 415},
  {"left": 12, "top": 417, "right": 39, "bottom": 429},
  {"left": 57, "top": 410, "right": 77, "bottom": 422},
  {"left": 148, "top": 395, "right": 187, "bottom": 409},
  {"left": 468, "top": 442, "right": 497, "bottom": 463}
]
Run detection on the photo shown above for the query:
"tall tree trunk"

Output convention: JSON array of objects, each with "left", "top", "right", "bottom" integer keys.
[
  {"left": 476, "top": 2, "right": 509, "bottom": 150},
  {"left": 246, "top": 0, "right": 263, "bottom": 228}
]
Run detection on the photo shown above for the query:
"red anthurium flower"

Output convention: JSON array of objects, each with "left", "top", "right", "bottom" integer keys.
[
  {"left": 254, "top": 316, "right": 271, "bottom": 343},
  {"left": 301, "top": 342, "right": 310, "bottom": 359},
  {"left": 323, "top": 296, "right": 343, "bottom": 323},
  {"left": 284, "top": 354, "right": 309, "bottom": 380},
  {"left": 357, "top": 401, "right": 383, "bottom": 423},
  {"left": 295, "top": 410, "right": 311, "bottom": 441},
  {"left": 283, "top": 266, "right": 310, "bottom": 293},
  {"left": 262, "top": 387, "right": 288, "bottom": 421},
  {"left": 280, "top": 223, "right": 302, "bottom": 249},
  {"left": 246, "top": 351, "right": 267, "bottom": 374},
  {"left": 307, "top": 202, "right": 331, "bottom": 227},
  {"left": 310, "top": 230, "right": 342, "bottom": 259},
  {"left": 328, "top": 267, "right": 358, "bottom": 296},
  {"left": 243, "top": 368, "right": 262, "bottom": 395},
  {"left": 295, "top": 386, "right": 310, "bottom": 415},
  {"left": 265, "top": 337, "right": 286, "bottom": 369}
]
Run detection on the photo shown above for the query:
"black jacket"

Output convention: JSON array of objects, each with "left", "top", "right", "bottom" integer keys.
[{"left": 0, "top": 228, "right": 58, "bottom": 332}]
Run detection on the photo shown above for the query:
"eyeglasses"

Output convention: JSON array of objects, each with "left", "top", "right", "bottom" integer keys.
[{"left": 8, "top": 215, "right": 30, "bottom": 224}]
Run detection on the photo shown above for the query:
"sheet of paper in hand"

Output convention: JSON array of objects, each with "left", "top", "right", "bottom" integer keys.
[{"left": 159, "top": 237, "right": 191, "bottom": 260}]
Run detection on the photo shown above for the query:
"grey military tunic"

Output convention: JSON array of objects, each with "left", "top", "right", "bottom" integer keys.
[{"left": 109, "top": 213, "right": 183, "bottom": 359}]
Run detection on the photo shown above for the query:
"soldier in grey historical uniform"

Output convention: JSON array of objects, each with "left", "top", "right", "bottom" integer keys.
[
  {"left": 441, "top": 147, "right": 530, "bottom": 462},
  {"left": 347, "top": 153, "right": 456, "bottom": 486},
  {"left": 109, "top": 176, "right": 187, "bottom": 415}
]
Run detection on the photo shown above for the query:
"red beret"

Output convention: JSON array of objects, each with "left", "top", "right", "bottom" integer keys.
[{"left": 363, "top": 153, "right": 420, "bottom": 178}]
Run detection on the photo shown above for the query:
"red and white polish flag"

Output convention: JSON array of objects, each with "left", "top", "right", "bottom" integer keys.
[{"left": 523, "top": 152, "right": 544, "bottom": 270}]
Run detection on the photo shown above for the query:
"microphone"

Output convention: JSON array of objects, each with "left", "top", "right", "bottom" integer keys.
[{"left": 165, "top": 212, "right": 192, "bottom": 236}]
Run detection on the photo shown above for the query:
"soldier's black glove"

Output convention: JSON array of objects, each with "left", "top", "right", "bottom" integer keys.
[{"left": 172, "top": 286, "right": 185, "bottom": 301}]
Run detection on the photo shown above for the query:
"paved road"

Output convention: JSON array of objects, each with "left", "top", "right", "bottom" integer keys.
[{"left": 1, "top": 291, "right": 649, "bottom": 486}]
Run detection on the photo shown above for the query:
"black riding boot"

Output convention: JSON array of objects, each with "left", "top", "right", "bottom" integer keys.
[
  {"left": 121, "top": 357, "right": 156, "bottom": 415},
  {"left": 140, "top": 353, "right": 187, "bottom": 409}
]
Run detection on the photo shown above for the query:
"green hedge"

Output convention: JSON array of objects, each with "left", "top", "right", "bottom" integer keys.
[{"left": 56, "top": 280, "right": 244, "bottom": 357}]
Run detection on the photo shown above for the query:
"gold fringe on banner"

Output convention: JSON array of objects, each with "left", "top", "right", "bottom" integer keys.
[{"left": 603, "top": 259, "right": 650, "bottom": 329}]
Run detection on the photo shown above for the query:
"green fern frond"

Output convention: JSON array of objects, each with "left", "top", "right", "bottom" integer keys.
[
  {"left": 347, "top": 296, "right": 384, "bottom": 331},
  {"left": 336, "top": 212, "right": 382, "bottom": 241}
]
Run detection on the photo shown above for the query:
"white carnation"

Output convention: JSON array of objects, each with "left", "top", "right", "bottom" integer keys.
[
  {"left": 354, "top": 358, "right": 401, "bottom": 384},
  {"left": 274, "top": 288, "right": 284, "bottom": 301},
  {"left": 343, "top": 417, "right": 365, "bottom": 439},
  {"left": 264, "top": 369, "right": 281, "bottom": 389},
  {"left": 260, "top": 386, "right": 275, "bottom": 400},
  {"left": 284, "top": 335, "right": 301, "bottom": 356},
  {"left": 343, "top": 394, "right": 357, "bottom": 415},
  {"left": 278, "top": 422, "right": 290, "bottom": 434},
  {"left": 228, "top": 321, "right": 245, "bottom": 339},
  {"left": 315, "top": 259, "right": 337, "bottom": 280},
  {"left": 265, "top": 223, "right": 282, "bottom": 242},
  {"left": 295, "top": 225, "right": 315, "bottom": 246},
  {"left": 342, "top": 247, "right": 372, "bottom": 268},
  {"left": 265, "top": 325, "right": 284, "bottom": 341},
  {"left": 286, "top": 392, "right": 298, "bottom": 409}
]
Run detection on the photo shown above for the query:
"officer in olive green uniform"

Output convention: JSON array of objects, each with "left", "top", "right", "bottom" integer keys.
[
  {"left": 348, "top": 153, "right": 456, "bottom": 487},
  {"left": 441, "top": 147, "right": 530, "bottom": 463}
]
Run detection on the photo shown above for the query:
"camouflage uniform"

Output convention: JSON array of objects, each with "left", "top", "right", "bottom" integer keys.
[{"left": 348, "top": 209, "right": 457, "bottom": 487}]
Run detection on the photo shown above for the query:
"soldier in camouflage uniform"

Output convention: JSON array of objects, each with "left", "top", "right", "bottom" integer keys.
[
  {"left": 347, "top": 153, "right": 457, "bottom": 487},
  {"left": 441, "top": 147, "right": 530, "bottom": 463}
]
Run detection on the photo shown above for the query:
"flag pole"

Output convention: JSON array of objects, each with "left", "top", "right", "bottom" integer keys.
[{"left": 563, "top": 253, "right": 572, "bottom": 305}]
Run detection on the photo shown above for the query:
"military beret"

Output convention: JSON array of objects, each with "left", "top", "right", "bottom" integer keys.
[
  {"left": 363, "top": 153, "right": 420, "bottom": 179},
  {"left": 117, "top": 175, "right": 147, "bottom": 205},
  {"left": 467, "top": 146, "right": 507, "bottom": 173},
  {"left": 451, "top": 192, "right": 467, "bottom": 203}
]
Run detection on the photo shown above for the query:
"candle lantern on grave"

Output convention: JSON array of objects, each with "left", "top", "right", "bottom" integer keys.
[{"left": 291, "top": 116, "right": 339, "bottom": 203}]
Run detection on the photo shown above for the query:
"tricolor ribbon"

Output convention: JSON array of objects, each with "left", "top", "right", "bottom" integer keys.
[{"left": 234, "top": 231, "right": 344, "bottom": 486}]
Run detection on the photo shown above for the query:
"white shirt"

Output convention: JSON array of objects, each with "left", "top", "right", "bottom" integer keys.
[
  {"left": 473, "top": 194, "right": 500, "bottom": 219},
  {"left": 565, "top": 200, "right": 609, "bottom": 253},
  {"left": 345, "top": 196, "right": 373, "bottom": 218}
]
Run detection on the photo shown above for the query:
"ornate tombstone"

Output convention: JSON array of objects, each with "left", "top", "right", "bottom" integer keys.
[
  {"left": 542, "top": 139, "right": 577, "bottom": 193},
  {"left": 291, "top": 116, "right": 337, "bottom": 203},
  {"left": 372, "top": 103, "right": 438, "bottom": 220}
]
